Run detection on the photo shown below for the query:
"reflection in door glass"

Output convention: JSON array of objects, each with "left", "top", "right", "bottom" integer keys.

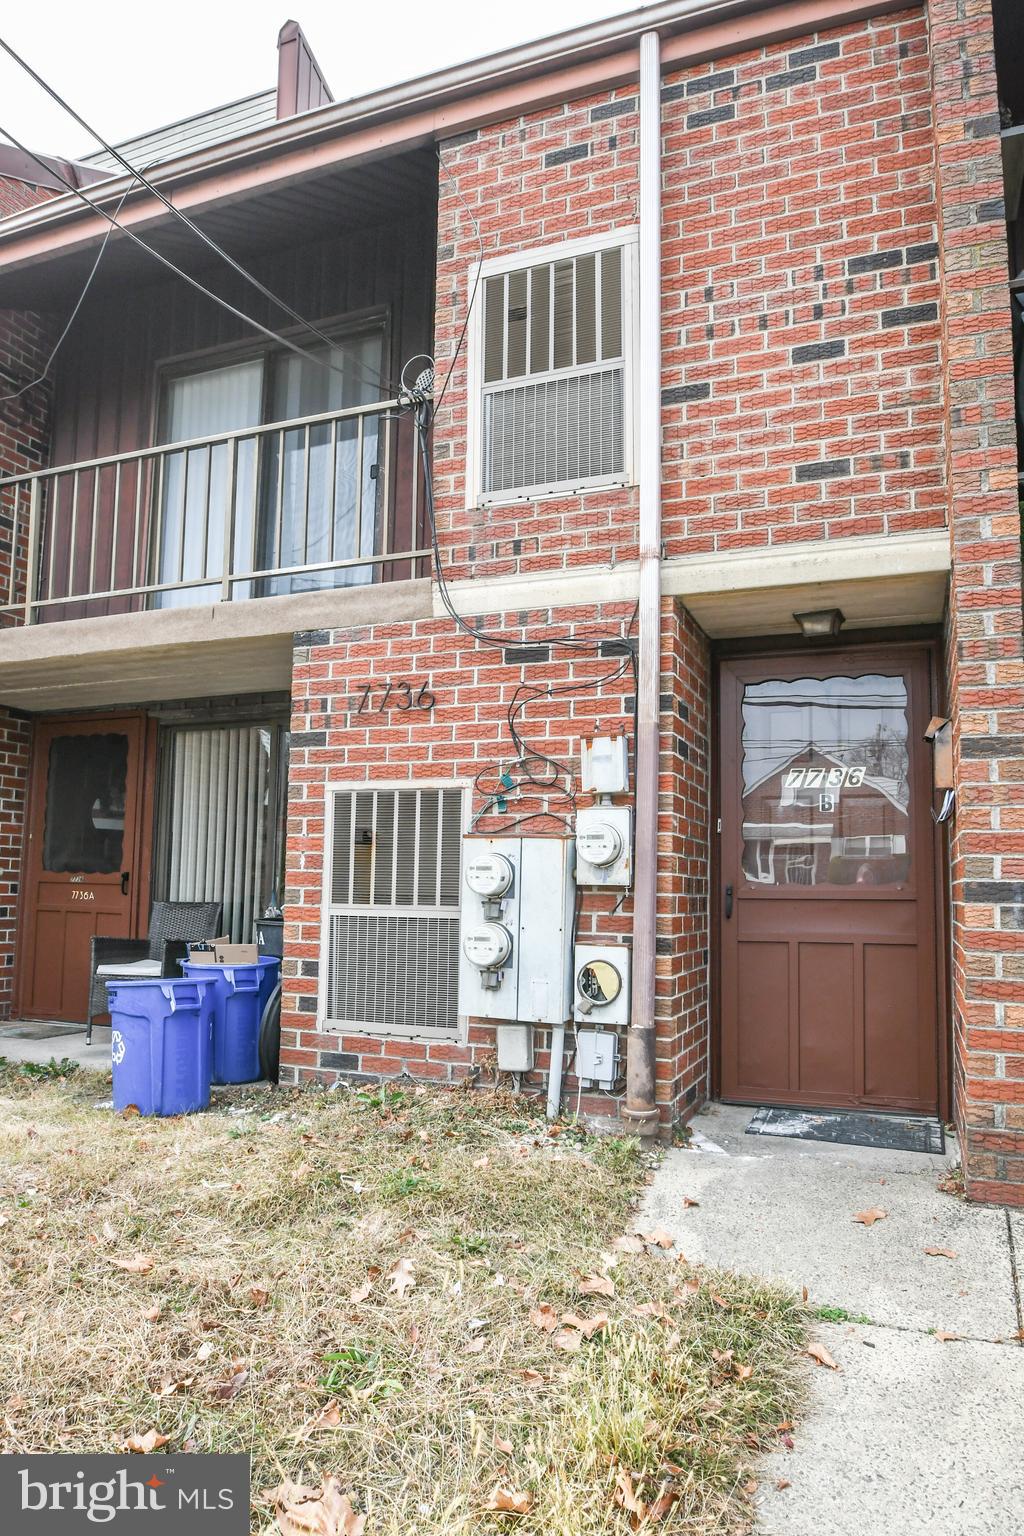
[
  {"left": 43, "top": 734, "right": 128, "bottom": 874},
  {"left": 740, "top": 675, "right": 911, "bottom": 888}
]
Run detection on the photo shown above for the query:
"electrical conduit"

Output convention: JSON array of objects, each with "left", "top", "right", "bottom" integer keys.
[{"left": 623, "top": 28, "right": 663, "bottom": 1138}]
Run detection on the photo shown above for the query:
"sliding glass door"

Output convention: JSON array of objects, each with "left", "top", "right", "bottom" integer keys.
[
  {"left": 153, "top": 721, "right": 289, "bottom": 942},
  {"left": 155, "top": 359, "right": 264, "bottom": 608}
]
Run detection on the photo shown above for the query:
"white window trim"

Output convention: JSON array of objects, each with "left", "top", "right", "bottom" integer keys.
[
  {"left": 317, "top": 777, "right": 471, "bottom": 1042},
  {"left": 464, "top": 226, "right": 639, "bottom": 510}
]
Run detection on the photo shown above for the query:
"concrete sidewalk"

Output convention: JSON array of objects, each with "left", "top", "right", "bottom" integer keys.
[
  {"left": 0, "top": 1021, "right": 111, "bottom": 1070},
  {"left": 642, "top": 1103, "right": 1024, "bottom": 1536}
]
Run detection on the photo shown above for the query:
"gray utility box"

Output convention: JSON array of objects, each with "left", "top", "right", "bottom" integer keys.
[{"left": 458, "top": 836, "right": 575, "bottom": 1025}]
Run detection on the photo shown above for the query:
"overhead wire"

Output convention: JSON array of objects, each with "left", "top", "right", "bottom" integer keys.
[
  {"left": 0, "top": 182, "right": 132, "bottom": 403},
  {"left": 0, "top": 122, "right": 396, "bottom": 388},
  {"left": 0, "top": 34, "right": 394, "bottom": 398}
]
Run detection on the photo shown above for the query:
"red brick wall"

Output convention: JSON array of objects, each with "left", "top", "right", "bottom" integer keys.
[
  {"left": 929, "top": 1, "right": 1024, "bottom": 1204},
  {"left": 434, "top": 9, "right": 944, "bottom": 580},
  {"left": 661, "top": 9, "right": 945, "bottom": 555},
  {"left": 0, "top": 177, "right": 55, "bottom": 1017},
  {"left": 283, "top": 602, "right": 711, "bottom": 1124}
]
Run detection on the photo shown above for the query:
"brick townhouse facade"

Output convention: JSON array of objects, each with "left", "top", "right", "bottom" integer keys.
[{"left": 0, "top": 0, "right": 1022, "bottom": 1202}]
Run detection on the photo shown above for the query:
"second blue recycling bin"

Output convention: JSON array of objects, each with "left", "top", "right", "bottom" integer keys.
[
  {"left": 181, "top": 956, "right": 281, "bottom": 1084},
  {"left": 107, "top": 976, "right": 216, "bottom": 1116}
]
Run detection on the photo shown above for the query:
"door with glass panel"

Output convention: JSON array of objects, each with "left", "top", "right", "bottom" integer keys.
[
  {"left": 154, "top": 358, "right": 265, "bottom": 607},
  {"left": 258, "top": 328, "right": 385, "bottom": 594},
  {"left": 20, "top": 715, "right": 147, "bottom": 1021},
  {"left": 719, "top": 650, "right": 939, "bottom": 1112}
]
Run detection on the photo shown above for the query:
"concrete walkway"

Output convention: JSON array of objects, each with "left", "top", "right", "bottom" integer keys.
[
  {"left": 643, "top": 1103, "right": 1024, "bottom": 1536},
  {"left": 0, "top": 1021, "right": 111, "bottom": 1070}
]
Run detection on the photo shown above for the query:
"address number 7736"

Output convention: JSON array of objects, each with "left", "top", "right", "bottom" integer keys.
[{"left": 349, "top": 679, "right": 436, "bottom": 714}]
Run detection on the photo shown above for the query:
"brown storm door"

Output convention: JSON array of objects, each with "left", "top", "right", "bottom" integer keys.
[
  {"left": 20, "top": 715, "right": 147, "bottom": 1022},
  {"left": 719, "top": 649, "right": 939, "bottom": 1114}
]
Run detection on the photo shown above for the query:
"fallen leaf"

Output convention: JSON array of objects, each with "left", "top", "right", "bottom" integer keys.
[
  {"left": 801, "top": 1285, "right": 809, "bottom": 1303},
  {"left": 676, "top": 1275, "right": 701, "bottom": 1296},
  {"left": 613, "top": 1470, "right": 647, "bottom": 1519},
  {"left": 154, "top": 1376, "right": 195, "bottom": 1398},
  {"left": 142, "top": 1304, "right": 162, "bottom": 1322},
  {"left": 249, "top": 1287, "right": 270, "bottom": 1309},
  {"left": 576, "top": 1271, "right": 615, "bottom": 1298},
  {"left": 553, "top": 1328, "right": 582, "bottom": 1352},
  {"left": 121, "top": 1104, "right": 141, "bottom": 1118},
  {"left": 271, "top": 1477, "right": 366, "bottom": 1536},
  {"left": 633, "top": 1301, "right": 672, "bottom": 1323},
  {"left": 388, "top": 1257, "right": 416, "bottom": 1299},
  {"left": 529, "top": 1303, "right": 560, "bottom": 1335},
  {"left": 102, "top": 1220, "right": 117, "bottom": 1241},
  {"left": 349, "top": 1279, "right": 373, "bottom": 1305},
  {"left": 314, "top": 1401, "right": 341, "bottom": 1428},
  {"left": 734, "top": 1362, "right": 754, "bottom": 1381},
  {"left": 472, "top": 1155, "right": 490, "bottom": 1169},
  {"left": 464, "top": 1337, "right": 486, "bottom": 1354},
  {"left": 935, "top": 1330, "right": 962, "bottom": 1343},
  {"left": 196, "top": 1341, "right": 214, "bottom": 1363},
  {"left": 210, "top": 1368, "right": 249, "bottom": 1400},
  {"left": 637, "top": 1228, "right": 675, "bottom": 1249},
  {"left": 520, "top": 1369, "right": 544, "bottom": 1385},
  {"left": 484, "top": 1487, "right": 533, "bottom": 1515},
  {"left": 852, "top": 1208, "right": 887, "bottom": 1227},
  {"left": 109, "top": 1253, "right": 155, "bottom": 1274},
  {"left": 682, "top": 1196, "right": 700, "bottom": 1208},
  {"left": 612, "top": 1234, "right": 645, "bottom": 1254},
  {"left": 649, "top": 1483, "right": 678, "bottom": 1521},
  {"left": 924, "top": 1247, "right": 957, "bottom": 1260},
  {"left": 493, "top": 1435, "right": 513, "bottom": 1454},
  {"left": 560, "top": 1310, "right": 608, "bottom": 1340},
  {"left": 10, "top": 1308, "right": 26, "bottom": 1326},
  {"left": 806, "top": 1342, "right": 839, "bottom": 1370},
  {"left": 776, "top": 1478, "right": 792, "bottom": 1491},
  {"left": 123, "top": 1429, "right": 169, "bottom": 1453}
]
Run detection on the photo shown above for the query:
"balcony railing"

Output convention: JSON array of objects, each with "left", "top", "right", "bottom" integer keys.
[{"left": 0, "top": 397, "right": 429, "bottom": 623}]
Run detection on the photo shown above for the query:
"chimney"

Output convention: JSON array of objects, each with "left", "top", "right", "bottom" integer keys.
[{"left": 276, "top": 20, "right": 334, "bottom": 120}]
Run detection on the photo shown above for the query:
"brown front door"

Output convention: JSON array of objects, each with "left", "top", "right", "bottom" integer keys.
[
  {"left": 19, "top": 715, "right": 148, "bottom": 1022},
  {"left": 719, "top": 648, "right": 939, "bottom": 1114}
]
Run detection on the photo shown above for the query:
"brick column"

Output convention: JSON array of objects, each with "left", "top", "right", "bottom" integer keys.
[{"left": 929, "top": 0, "right": 1024, "bottom": 1202}]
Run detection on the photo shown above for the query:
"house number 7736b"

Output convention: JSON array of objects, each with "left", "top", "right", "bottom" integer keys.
[{"left": 350, "top": 679, "right": 435, "bottom": 714}]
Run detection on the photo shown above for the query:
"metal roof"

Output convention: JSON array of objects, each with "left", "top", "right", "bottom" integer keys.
[{"left": 80, "top": 90, "right": 277, "bottom": 173}]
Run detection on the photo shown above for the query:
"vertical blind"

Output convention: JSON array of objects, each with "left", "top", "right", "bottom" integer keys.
[{"left": 160, "top": 725, "right": 271, "bottom": 941}]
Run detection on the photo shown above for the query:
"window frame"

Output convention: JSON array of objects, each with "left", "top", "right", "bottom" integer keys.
[
  {"left": 464, "top": 227, "right": 639, "bottom": 509},
  {"left": 317, "top": 777, "right": 471, "bottom": 1042}
]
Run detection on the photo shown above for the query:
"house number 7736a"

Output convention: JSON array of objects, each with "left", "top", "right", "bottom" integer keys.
[
  {"left": 71, "top": 889, "right": 96, "bottom": 901},
  {"left": 350, "top": 679, "right": 435, "bottom": 714}
]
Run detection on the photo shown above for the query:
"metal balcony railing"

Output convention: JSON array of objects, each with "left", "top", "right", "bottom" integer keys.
[{"left": 0, "top": 397, "right": 429, "bottom": 622}]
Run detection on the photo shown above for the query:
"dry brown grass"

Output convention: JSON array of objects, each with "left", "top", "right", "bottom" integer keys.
[{"left": 0, "top": 1063, "right": 804, "bottom": 1534}]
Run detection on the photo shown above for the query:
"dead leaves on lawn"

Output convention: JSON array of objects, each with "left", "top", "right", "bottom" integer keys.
[
  {"left": 575, "top": 1270, "right": 615, "bottom": 1298},
  {"left": 484, "top": 1487, "right": 533, "bottom": 1515},
  {"left": 852, "top": 1208, "right": 887, "bottom": 1227},
  {"left": 805, "top": 1341, "right": 839, "bottom": 1370},
  {"left": 387, "top": 1258, "right": 415, "bottom": 1299},
  {"left": 108, "top": 1252, "right": 156, "bottom": 1274},
  {"left": 123, "top": 1429, "right": 169, "bottom": 1453},
  {"left": 267, "top": 1477, "right": 366, "bottom": 1536}
]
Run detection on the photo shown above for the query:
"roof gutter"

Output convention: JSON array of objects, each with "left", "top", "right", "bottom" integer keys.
[{"left": 0, "top": 0, "right": 906, "bottom": 247}]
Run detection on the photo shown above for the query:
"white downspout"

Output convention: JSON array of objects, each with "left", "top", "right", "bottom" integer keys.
[{"left": 623, "top": 28, "right": 663, "bottom": 1137}]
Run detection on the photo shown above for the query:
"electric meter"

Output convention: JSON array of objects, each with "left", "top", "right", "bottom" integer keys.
[
  {"left": 577, "top": 957, "right": 623, "bottom": 1008},
  {"left": 465, "top": 851, "right": 514, "bottom": 898},
  {"left": 462, "top": 922, "right": 513, "bottom": 970},
  {"left": 575, "top": 820, "right": 623, "bottom": 869}
]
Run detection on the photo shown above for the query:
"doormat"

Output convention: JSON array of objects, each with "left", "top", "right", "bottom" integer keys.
[
  {"left": 746, "top": 1106, "right": 944, "bottom": 1155},
  {"left": 0, "top": 1022, "right": 84, "bottom": 1041}
]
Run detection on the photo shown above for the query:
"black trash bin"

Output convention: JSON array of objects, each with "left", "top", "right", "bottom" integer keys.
[{"left": 255, "top": 916, "right": 284, "bottom": 957}]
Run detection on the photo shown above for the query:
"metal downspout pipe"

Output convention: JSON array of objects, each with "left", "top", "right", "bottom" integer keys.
[{"left": 623, "top": 28, "right": 663, "bottom": 1138}]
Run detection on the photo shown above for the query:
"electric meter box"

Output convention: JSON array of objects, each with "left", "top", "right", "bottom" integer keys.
[
  {"left": 580, "top": 734, "right": 629, "bottom": 796},
  {"left": 575, "top": 805, "right": 632, "bottom": 888},
  {"left": 459, "top": 836, "right": 575, "bottom": 1025},
  {"left": 573, "top": 943, "right": 630, "bottom": 1028}
]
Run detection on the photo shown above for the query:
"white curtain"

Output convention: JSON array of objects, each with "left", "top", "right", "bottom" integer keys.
[
  {"left": 262, "top": 331, "right": 384, "bottom": 594},
  {"left": 156, "top": 359, "right": 264, "bottom": 608},
  {"left": 163, "top": 725, "right": 270, "bottom": 941}
]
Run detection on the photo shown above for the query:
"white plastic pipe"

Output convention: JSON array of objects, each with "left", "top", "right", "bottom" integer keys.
[
  {"left": 623, "top": 28, "right": 663, "bottom": 1138},
  {"left": 547, "top": 1023, "right": 566, "bottom": 1119}
]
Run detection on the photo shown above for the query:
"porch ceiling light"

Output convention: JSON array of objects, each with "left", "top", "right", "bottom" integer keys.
[{"left": 793, "top": 607, "right": 845, "bottom": 639}]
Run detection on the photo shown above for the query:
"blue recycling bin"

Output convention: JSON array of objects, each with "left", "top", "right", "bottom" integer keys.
[
  {"left": 181, "top": 956, "right": 281, "bottom": 1084},
  {"left": 106, "top": 976, "right": 216, "bottom": 1116}
]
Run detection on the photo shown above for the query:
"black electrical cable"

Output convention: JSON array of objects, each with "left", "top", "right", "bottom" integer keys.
[
  {"left": 0, "top": 123, "right": 389, "bottom": 388},
  {"left": 0, "top": 183, "right": 131, "bottom": 404},
  {"left": 0, "top": 36, "right": 393, "bottom": 398}
]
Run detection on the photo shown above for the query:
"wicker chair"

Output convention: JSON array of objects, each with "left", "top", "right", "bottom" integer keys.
[{"left": 87, "top": 900, "right": 223, "bottom": 1042}]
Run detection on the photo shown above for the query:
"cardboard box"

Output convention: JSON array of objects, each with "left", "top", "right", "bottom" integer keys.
[{"left": 187, "top": 940, "right": 260, "bottom": 965}]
